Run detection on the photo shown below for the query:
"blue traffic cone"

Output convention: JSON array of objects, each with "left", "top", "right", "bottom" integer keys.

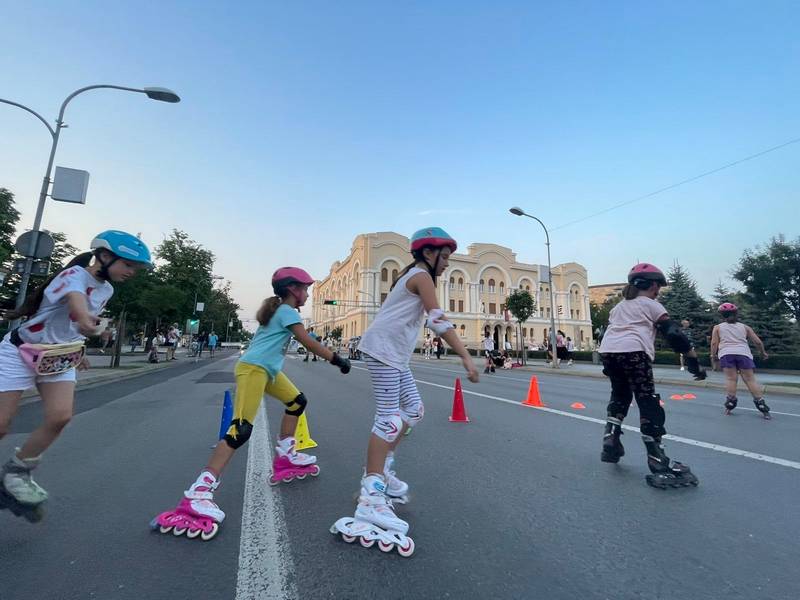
[{"left": 218, "top": 390, "right": 233, "bottom": 440}]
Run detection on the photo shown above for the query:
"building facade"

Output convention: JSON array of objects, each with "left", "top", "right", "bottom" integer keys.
[
  {"left": 588, "top": 283, "right": 626, "bottom": 306},
  {"left": 311, "top": 232, "right": 594, "bottom": 351}
]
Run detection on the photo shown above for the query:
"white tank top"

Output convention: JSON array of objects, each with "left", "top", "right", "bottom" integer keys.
[
  {"left": 358, "top": 267, "right": 426, "bottom": 370},
  {"left": 717, "top": 322, "right": 752, "bottom": 359}
]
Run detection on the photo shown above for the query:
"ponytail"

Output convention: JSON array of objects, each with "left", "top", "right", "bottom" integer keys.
[
  {"left": 6, "top": 252, "right": 94, "bottom": 320},
  {"left": 621, "top": 284, "right": 639, "bottom": 300},
  {"left": 256, "top": 296, "right": 283, "bottom": 327},
  {"left": 389, "top": 248, "right": 440, "bottom": 291}
]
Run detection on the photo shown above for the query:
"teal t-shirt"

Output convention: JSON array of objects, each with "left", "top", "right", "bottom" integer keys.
[{"left": 239, "top": 304, "right": 302, "bottom": 377}]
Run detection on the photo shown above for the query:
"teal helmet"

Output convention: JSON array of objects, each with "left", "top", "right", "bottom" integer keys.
[
  {"left": 90, "top": 230, "right": 152, "bottom": 267},
  {"left": 410, "top": 227, "right": 457, "bottom": 253}
]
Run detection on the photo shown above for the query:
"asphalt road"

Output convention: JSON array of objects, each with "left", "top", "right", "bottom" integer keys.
[{"left": 2, "top": 353, "right": 798, "bottom": 600}]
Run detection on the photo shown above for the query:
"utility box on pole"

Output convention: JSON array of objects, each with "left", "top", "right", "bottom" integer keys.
[{"left": 52, "top": 167, "right": 89, "bottom": 204}]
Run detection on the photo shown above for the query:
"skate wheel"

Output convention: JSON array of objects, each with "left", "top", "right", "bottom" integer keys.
[
  {"left": 296, "top": 473, "right": 307, "bottom": 480},
  {"left": 187, "top": 528, "right": 202, "bottom": 539},
  {"left": 159, "top": 525, "right": 173, "bottom": 534},
  {"left": 200, "top": 523, "right": 219, "bottom": 541},
  {"left": 341, "top": 533, "right": 357, "bottom": 543},
  {"left": 268, "top": 475, "right": 280, "bottom": 486},
  {"left": 397, "top": 538, "right": 415, "bottom": 557},
  {"left": 310, "top": 465, "right": 320, "bottom": 477},
  {"left": 359, "top": 536, "right": 375, "bottom": 548},
  {"left": 173, "top": 527, "right": 187, "bottom": 536},
  {"left": 378, "top": 540, "right": 394, "bottom": 553}
]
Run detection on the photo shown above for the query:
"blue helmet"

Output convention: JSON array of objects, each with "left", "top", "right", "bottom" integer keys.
[
  {"left": 410, "top": 227, "right": 458, "bottom": 253},
  {"left": 91, "top": 230, "right": 153, "bottom": 268}
]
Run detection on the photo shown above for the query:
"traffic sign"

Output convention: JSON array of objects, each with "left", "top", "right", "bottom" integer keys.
[{"left": 15, "top": 231, "right": 55, "bottom": 259}]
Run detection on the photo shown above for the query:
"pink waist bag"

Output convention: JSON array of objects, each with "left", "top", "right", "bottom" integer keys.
[{"left": 18, "top": 342, "right": 85, "bottom": 375}]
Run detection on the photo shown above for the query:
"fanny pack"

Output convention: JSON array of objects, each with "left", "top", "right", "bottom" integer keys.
[{"left": 10, "top": 329, "right": 86, "bottom": 376}]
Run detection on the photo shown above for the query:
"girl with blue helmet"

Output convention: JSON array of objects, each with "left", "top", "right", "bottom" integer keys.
[
  {"left": 0, "top": 230, "right": 151, "bottom": 521},
  {"left": 330, "top": 227, "right": 479, "bottom": 557}
]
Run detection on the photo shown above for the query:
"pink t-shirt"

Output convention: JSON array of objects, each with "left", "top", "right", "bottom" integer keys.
[{"left": 599, "top": 296, "right": 667, "bottom": 360}]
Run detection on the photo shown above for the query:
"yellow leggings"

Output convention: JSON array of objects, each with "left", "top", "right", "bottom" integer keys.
[{"left": 224, "top": 361, "right": 302, "bottom": 447}]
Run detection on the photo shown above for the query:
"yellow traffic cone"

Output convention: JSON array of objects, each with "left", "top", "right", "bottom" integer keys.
[{"left": 294, "top": 413, "right": 317, "bottom": 450}]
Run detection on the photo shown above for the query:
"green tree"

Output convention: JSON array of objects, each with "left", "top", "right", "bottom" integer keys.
[
  {"left": 737, "top": 301, "right": 800, "bottom": 354},
  {"left": 658, "top": 263, "right": 714, "bottom": 349},
  {"left": 590, "top": 295, "right": 621, "bottom": 339},
  {"left": 155, "top": 229, "right": 216, "bottom": 322},
  {"left": 732, "top": 235, "right": 800, "bottom": 322},
  {"left": 711, "top": 281, "right": 735, "bottom": 306},
  {"left": 0, "top": 188, "right": 20, "bottom": 267},
  {"left": 506, "top": 290, "right": 536, "bottom": 362},
  {"left": 329, "top": 326, "right": 343, "bottom": 344}
]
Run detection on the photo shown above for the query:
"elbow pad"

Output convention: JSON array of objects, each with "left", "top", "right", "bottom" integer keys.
[
  {"left": 656, "top": 320, "right": 691, "bottom": 354},
  {"left": 426, "top": 309, "right": 455, "bottom": 336}
]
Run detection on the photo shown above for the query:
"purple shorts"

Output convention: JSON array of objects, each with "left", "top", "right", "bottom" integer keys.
[{"left": 719, "top": 354, "right": 756, "bottom": 370}]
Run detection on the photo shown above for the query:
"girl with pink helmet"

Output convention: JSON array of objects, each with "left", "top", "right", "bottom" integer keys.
[
  {"left": 330, "top": 227, "right": 479, "bottom": 556},
  {"left": 710, "top": 303, "right": 770, "bottom": 418},
  {"left": 598, "top": 262, "right": 705, "bottom": 489},
  {"left": 152, "top": 267, "right": 351, "bottom": 541}
]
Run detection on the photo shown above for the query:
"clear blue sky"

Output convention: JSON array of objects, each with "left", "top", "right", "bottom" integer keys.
[{"left": 2, "top": 1, "right": 798, "bottom": 321}]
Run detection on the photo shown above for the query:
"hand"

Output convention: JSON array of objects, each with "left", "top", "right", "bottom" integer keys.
[
  {"left": 77, "top": 317, "right": 100, "bottom": 337},
  {"left": 762, "top": 351, "right": 769, "bottom": 360},
  {"left": 77, "top": 356, "right": 91, "bottom": 371},
  {"left": 462, "top": 357, "right": 479, "bottom": 383},
  {"left": 330, "top": 352, "right": 351, "bottom": 374}
]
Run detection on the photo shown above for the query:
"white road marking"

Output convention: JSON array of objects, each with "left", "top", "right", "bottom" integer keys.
[
  {"left": 236, "top": 406, "right": 297, "bottom": 600},
  {"left": 410, "top": 377, "right": 800, "bottom": 471}
]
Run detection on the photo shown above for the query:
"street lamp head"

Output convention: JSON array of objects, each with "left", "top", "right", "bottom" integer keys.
[
  {"left": 509, "top": 207, "right": 525, "bottom": 216},
  {"left": 143, "top": 87, "right": 181, "bottom": 103}
]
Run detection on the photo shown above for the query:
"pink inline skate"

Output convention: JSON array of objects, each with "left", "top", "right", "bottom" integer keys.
[
  {"left": 151, "top": 471, "right": 225, "bottom": 541},
  {"left": 268, "top": 436, "right": 320, "bottom": 485}
]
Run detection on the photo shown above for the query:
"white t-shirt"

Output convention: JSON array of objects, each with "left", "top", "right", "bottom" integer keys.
[
  {"left": 599, "top": 296, "right": 667, "bottom": 360},
  {"left": 359, "top": 267, "right": 427, "bottom": 370},
  {"left": 7, "top": 266, "right": 113, "bottom": 345},
  {"left": 717, "top": 322, "right": 753, "bottom": 359}
]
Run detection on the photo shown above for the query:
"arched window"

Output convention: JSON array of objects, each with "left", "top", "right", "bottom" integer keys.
[
  {"left": 525, "top": 285, "right": 530, "bottom": 292},
  {"left": 458, "top": 277, "right": 464, "bottom": 290},
  {"left": 459, "top": 324, "right": 466, "bottom": 337},
  {"left": 488, "top": 279, "right": 496, "bottom": 293},
  {"left": 391, "top": 269, "right": 398, "bottom": 282},
  {"left": 499, "top": 282, "right": 505, "bottom": 295},
  {"left": 522, "top": 327, "right": 527, "bottom": 337},
  {"left": 479, "top": 279, "right": 485, "bottom": 292},
  {"left": 381, "top": 268, "right": 388, "bottom": 282},
  {"left": 449, "top": 276, "right": 455, "bottom": 290}
]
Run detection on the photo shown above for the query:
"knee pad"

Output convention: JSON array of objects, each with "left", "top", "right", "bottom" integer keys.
[
  {"left": 400, "top": 400, "right": 424, "bottom": 428},
  {"left": 638, "top": 394, "right": 666, "bottom": 438},
  {"left": 284, "top": 392, "right": 308, "bottom": 417},
  {"left": 223, "top": 419, "right": 254, "bottom": 449},
  {"left": 372, "top": 413, "right": 404, "bottom": 442}
]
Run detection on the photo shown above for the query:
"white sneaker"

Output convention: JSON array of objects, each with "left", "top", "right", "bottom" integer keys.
[
  {"left": 184, "top": 471, "right": 225, "bottom": 522},
  {"left": 1, "top": 452, "right": 48, "bottom": 505},
  {"left": 680, "top": 367, "right": 685, "bottom": 371},
  {"left": 355, "top": 474, "right": 409, "bottom": 534},
  {"left": 276, "top": 436, "right": 316, "bottom": 466}
]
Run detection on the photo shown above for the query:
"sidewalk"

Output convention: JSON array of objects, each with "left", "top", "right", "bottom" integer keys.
[{"left": 411, "top": 354, "right": 800, "bottom": 396}]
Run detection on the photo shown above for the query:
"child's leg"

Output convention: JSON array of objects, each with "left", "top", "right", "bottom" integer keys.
[
  {"left": 0, "top": 391, "right": 24, "bottom": 440},
  {"left": 17, "top": 381, "right": 75, "bottom": 459},
  {"left": 363, "top": 357, "right": 402, "bottom": 475},
  {"left": 739, "top": 369, "right": 762, "bottom": 399}
]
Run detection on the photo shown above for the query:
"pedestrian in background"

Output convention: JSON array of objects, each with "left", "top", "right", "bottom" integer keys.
[{"left": 208, "top": 331, "right": 219, "bottom": 358}]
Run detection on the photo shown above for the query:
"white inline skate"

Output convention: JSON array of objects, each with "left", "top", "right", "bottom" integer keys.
[
  {"left": 331, "top": 474, "right": 415, "bottom": 557},
  {"left": 0, "top": 451, "right": 47, "bottom": 523},
  {"left": 151, "top": 471, "right": 225, "bottom": 541},
  {"left": 383, "top": 452, "right": 409, "bottom": 504}
]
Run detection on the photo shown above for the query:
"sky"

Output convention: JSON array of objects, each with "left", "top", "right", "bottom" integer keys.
[{"left": 2, "top": 1, "right": 798, "bottom": 324}]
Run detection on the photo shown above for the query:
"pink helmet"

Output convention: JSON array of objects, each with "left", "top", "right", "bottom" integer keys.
[
  {"left": 272, "top": 267, "right": 314, "bottom": 294},
  {"left": 627, "top": 263, "right": 667, "bottom": 286},
  {"left": 718, "top": 302, "right": 738, "bottom": 313}
]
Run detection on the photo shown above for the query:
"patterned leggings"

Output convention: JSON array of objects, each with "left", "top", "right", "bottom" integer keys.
[
  {"left": 363, "top": 354, "right": 424, "bottom": 441},
  {"left": 601, "top": 351, "right": 666, "bottom": 438}
]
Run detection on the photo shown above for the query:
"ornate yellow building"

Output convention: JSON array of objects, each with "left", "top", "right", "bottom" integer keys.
[{"left": 311, "top": 232, "right": 593, "bottom": 351}]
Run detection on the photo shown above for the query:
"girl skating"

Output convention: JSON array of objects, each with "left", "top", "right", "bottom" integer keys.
[
  {"left": 598, "top": 263, "right": 706, "bottom": 489},
  {"left": 330, "top": 227, "right": 479, "bottom": 556},
  {"left": 0, "top": 231, "right": 152, "bottom": 521},
  {"left": 710, "top": 303, "right": 770, "bottom": 419},
  {"left": 152, "top": 267, "right": 350, "bottom": 541}
]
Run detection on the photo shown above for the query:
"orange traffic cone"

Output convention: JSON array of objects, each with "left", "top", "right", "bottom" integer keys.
[
  {"left": 570, "top": 402, "right": 586, "bottom": 410},
  {"left": 449, "top": 378, "right": 470, "bottom": 422},
  {"left": 522, "top": 376, "right": 544, "bottom": 407}
]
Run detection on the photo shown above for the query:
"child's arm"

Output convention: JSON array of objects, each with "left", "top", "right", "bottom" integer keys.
[
  {"left": 290, "top": 324, "right": 350, "bottom": 373},
  {"left": 408, "top": 272, "right": 479, "bottom": 383},
  {"left": 65, "top": 292, "right": 100, "bottom": 337},
  {"left": 745, "top": 325, "right": 768, "bottom": 359},
  {"left": 710, "top": 325, "right": 720, "bottom": 358}
]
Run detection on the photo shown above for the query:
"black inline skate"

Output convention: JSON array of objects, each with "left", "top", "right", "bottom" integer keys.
[
  {"left": 724, "top": 395, "right": 738, "bottom": 415},
  {"left": 643, "top": 435, "right": 699, "bottom": 489},
  {"left": 601, "top": 418, "right": 625, "bottom": 463},
  {"left": 753, "top": 397, "right": 771, "bottom": 420}
]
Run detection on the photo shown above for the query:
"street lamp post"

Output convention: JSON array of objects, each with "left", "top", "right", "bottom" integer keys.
[
  {"left": 0, "top": 85, "right": 180, "bottom": 320},
  {"left": 225, "top": 309, "right": 237, "bottom": 343},
  {"left": 509, "top": 207, "right": 559, "bottom": 369}
]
